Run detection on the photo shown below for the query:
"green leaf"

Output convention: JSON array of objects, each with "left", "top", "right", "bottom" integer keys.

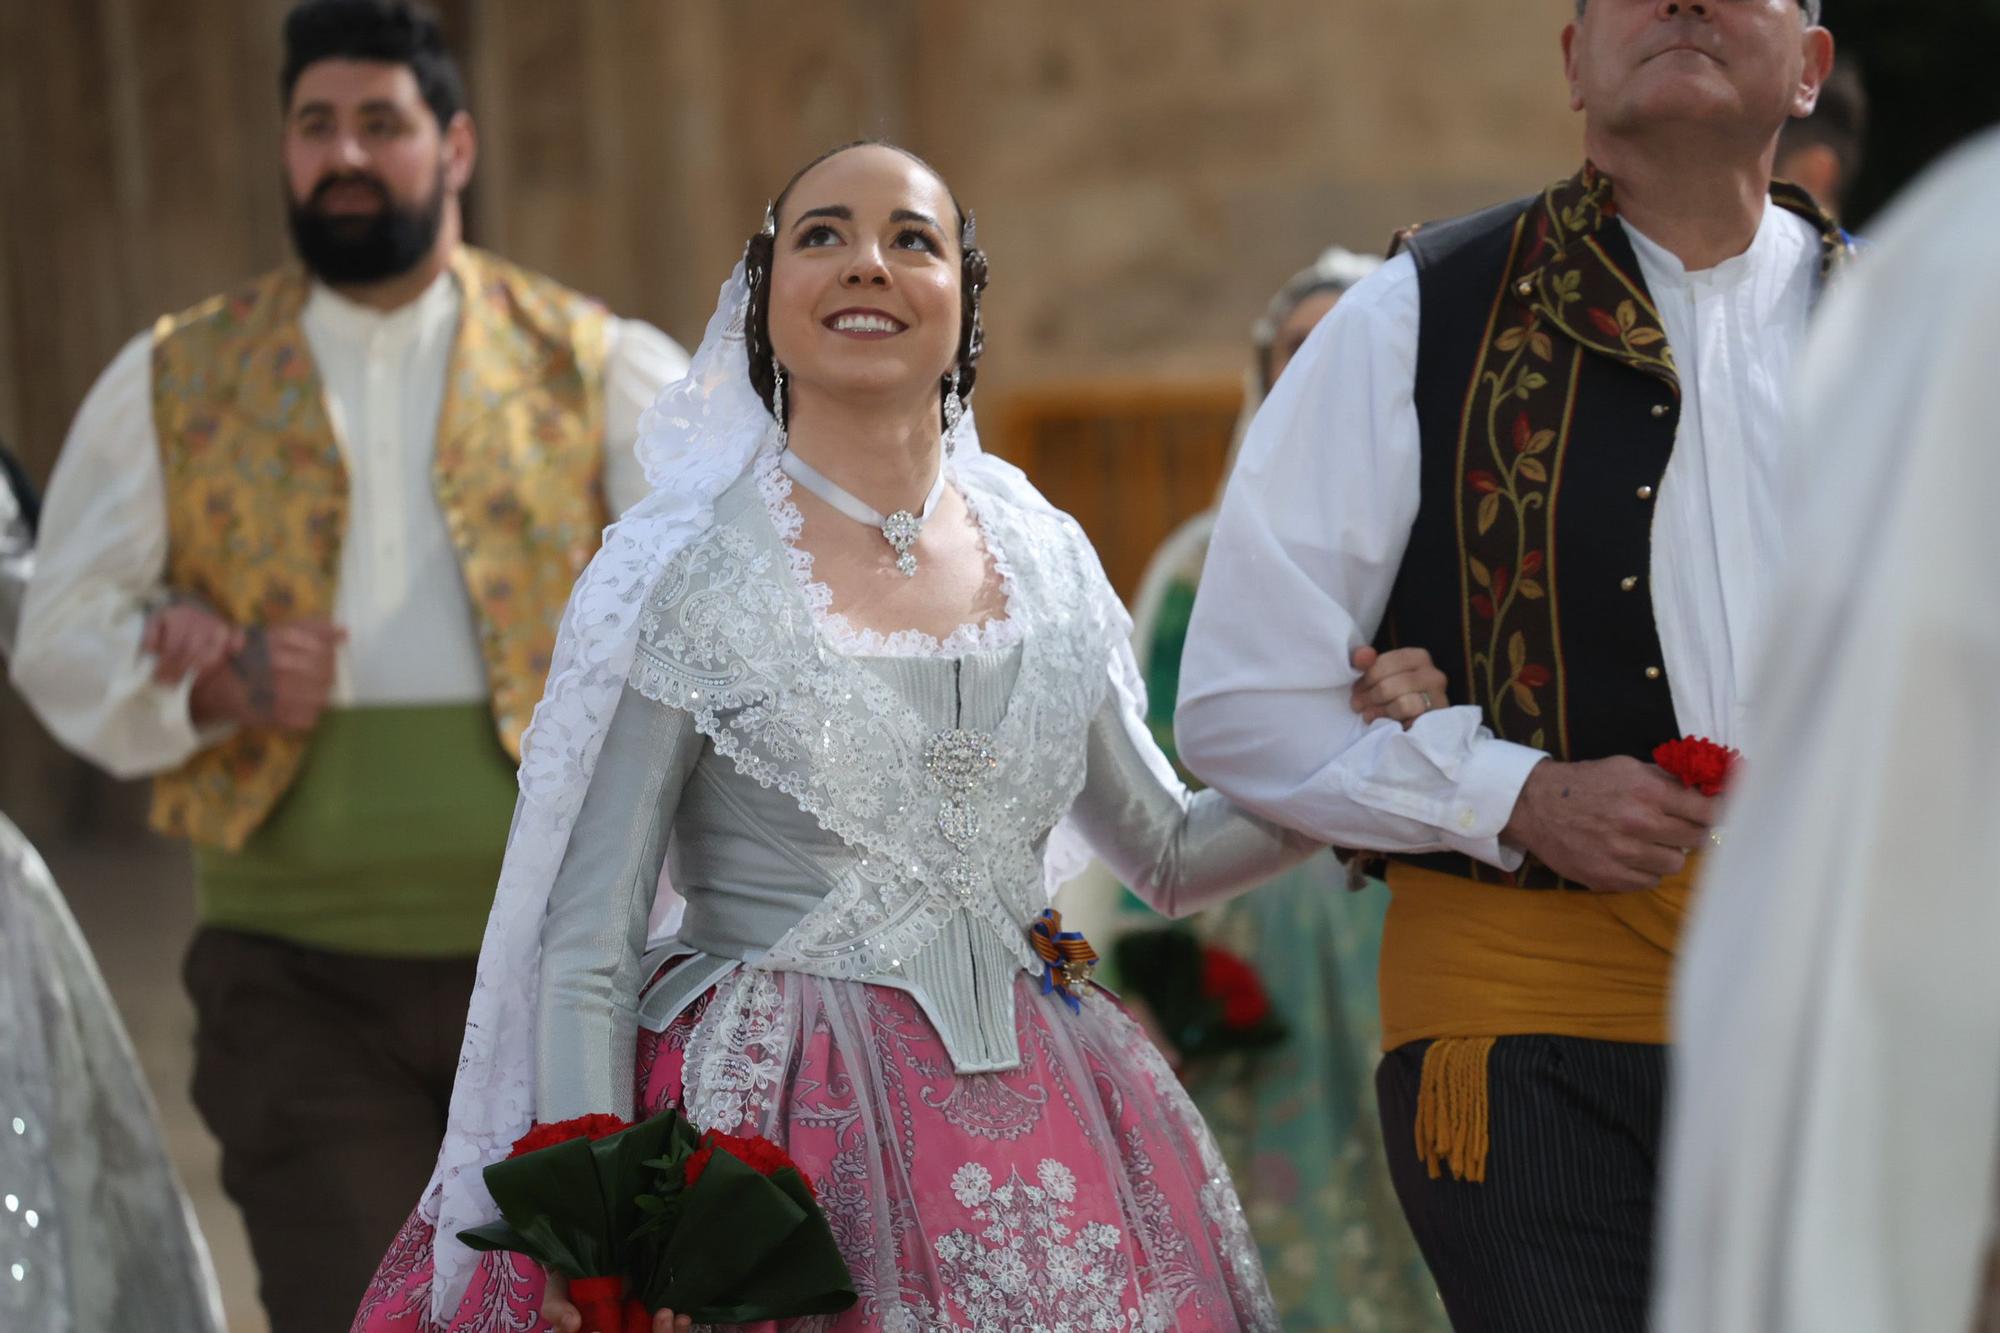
[
  {"left": 626, "top": 1145, "right": 861, "bottom": 1323},
  {"left": 707, "top": 1170, "right": 858, "bottom": 1320},
  {"left": 1516, "top": 457, "right": 1548, "bottom": 484},
  {"left": 479, "top": 1136, "right": 615, "bottom": 1276},
  {"left": 1508, "top": 632, "right": 1527, "bottom": 673},
  {"left": 455, "top": 1220, "right": 533, "bottom": 1255},
  {"left": 589, "top": 1111, "right": 691, "bottom": 1261},
  {"left": 1477, "top": 491, "right": 1502, "bottom": 536},
  {"left": 1511, "top": 681, "right": 1543, "bottom": 717},
  {"left": 468, "top": 1108, "right": 699, "bottom": 1280},
  {"left": 1515, "top": 578, "right": 1546, "bottom": 600},
  {"left": 649, "top": 1151, "right": 806, "bottom": 1313},
  {"left": 1495, "top": 326, "right": 1527, "bottom": 352},
  {"left": 1469, "top": 557, "right": 1492, "bottom": 590}
]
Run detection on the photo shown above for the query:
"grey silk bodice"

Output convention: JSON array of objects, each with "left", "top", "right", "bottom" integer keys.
[{"left": 536, "top": 460, "right": 1317, "bottom": 1120}]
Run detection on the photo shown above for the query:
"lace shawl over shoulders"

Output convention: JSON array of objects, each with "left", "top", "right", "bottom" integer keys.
[{"left": 629, "top": 460, "right": 1119, "bottom": 982}]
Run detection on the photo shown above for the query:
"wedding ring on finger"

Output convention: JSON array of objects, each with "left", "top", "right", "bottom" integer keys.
[
  {"left": 1419, "top": 691, "right": 1436, "bottom": 712},
  {"left": 1708, "top": 830, "right": 1725, "bottom": 848}
]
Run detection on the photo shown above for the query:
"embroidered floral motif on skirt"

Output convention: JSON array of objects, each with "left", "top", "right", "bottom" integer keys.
[{"left": 351, "top": 971, "right": 1277, "bottom": 1332}]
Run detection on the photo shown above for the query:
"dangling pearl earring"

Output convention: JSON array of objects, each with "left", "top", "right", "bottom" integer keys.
[
  {"left": 942, "top": 368, "right": 963, "bottom": 457},
  {"left": 771, "top": 359, "right": 788, "bottom": 451}
]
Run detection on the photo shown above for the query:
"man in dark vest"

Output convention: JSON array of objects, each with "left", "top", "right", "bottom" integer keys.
[{"left": 1177, "top": 2, "right": 1847, "bottom": 1329}]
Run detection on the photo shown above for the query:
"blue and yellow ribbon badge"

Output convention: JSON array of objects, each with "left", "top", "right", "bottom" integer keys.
[{"left": 1030, "top": 908, "right": 1099, "bottom": 1014}]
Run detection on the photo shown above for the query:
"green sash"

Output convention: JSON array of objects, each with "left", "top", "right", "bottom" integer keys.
[{"left": 193, "top": 704, "right": 517, "bottom": 957}]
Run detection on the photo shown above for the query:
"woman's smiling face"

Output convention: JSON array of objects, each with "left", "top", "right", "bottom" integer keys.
[{"left": 765, "top": 144, "right": 965, "bottom": 409}]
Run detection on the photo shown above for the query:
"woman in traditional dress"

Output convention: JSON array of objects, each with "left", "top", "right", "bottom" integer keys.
[
  {"left": 0, "top": 447, "right": 227, "bottom": 1333},
  {"left": 1117, "top": 251, "right": 1448, "bottom": 1330},
  {"left": 354, "top": 143, "right": 1449, "bottom": 1333}
]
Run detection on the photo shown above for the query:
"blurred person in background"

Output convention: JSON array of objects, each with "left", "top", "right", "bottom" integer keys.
[
  {"left": 1, "top": 445, "right": 226, "bottom": 1333},
  {"left": 7, "top": 1, "right": 687, "bottom": 1327},
  {"left": 1178, "top": 1, "right": 1850, "bottom": 1327},
  {"left": 1116, "top": 247, "right": 1448, "bottom": 1330},
  {"left": 1775, "top": 58, "right": 1869, "bottom": 218},
  {"left": 1656, "top": 127, "right": 2000, "bottom": 1333}
]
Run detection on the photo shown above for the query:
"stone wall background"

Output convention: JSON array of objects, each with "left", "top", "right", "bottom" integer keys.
[{"left": 0, "top": 0, "right": 1580, "bottom": 830}]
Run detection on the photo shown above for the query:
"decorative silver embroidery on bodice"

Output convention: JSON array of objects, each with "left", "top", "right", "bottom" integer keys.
[
  {"left": 926, "top": 729, "right": 1000, "bottom": 905},
  {"left": 628, "top": 458, "right": 1117, "bottom": 997}
]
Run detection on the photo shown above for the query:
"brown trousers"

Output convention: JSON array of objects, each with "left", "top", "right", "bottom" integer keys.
[{"left": 184, "top": 927, "right": 475, "bottom": 1333}]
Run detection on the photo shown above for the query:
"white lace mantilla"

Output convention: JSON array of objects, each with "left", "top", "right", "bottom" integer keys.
[{"left": 629, "top": 455, "right": 1117, "bottom": 984}]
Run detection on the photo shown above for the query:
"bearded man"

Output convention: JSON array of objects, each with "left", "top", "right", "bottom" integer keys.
[{"left": 10, "top": 3, "right": 686, "bottom": 1327}]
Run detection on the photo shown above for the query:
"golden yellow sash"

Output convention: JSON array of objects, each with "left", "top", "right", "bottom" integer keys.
[{"left": 1380, "top": 857, "right": 1698, "bottom": 1182}]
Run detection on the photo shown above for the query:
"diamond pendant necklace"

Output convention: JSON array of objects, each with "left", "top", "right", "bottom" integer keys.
[{"left": 779, "top": 447, "right": 947, "bottom": 577}]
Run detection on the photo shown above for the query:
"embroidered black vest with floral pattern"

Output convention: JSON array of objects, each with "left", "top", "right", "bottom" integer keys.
[{"left": 1376, "top": 165, "right": 1850, "bottom": 889}]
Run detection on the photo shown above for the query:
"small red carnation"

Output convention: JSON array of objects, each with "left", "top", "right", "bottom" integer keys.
[
  {"left": 1200, "top": 946, "right": 1273, "bottom": 1030},
  {"left": 507, "top": 1113, "right": 631, "bottom": 1159},
  {"left": 1653, "top": 736, "right": 1740, "bottom": 798},
  {"left": 684, "top": 1129, "right": 816, "bottom": 1199}
]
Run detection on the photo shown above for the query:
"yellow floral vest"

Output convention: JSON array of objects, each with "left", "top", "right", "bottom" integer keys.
[{"left": 148, "top": 247, "right": 611, "bottom": 850}]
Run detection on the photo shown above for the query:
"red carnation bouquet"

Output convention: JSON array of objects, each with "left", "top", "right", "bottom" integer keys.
[
  {"left": 457, "top": 1109, "right": 854, "bottom": 1330},
  {"left": 1653, "top": 735, "right": 1740, "bottom": 797}
]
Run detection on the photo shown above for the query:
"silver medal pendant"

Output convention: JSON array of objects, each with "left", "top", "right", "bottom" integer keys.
[{"left": 882, "top": 509, "right": 922, "bottom": 577}]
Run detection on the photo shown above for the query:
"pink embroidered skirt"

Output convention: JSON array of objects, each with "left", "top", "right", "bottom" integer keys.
[{"left": 352, "top": 970, "right": 1276, "bottom": 1331}]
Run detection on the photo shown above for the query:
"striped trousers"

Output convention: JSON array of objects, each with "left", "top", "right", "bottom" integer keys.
[{"left": 1376, "top": 1036, "right": 1667, "bottom": 1332}]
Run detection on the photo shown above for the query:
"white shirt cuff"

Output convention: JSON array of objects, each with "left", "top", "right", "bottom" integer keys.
[{"left": 1442, "top": 739, "right": 1546, "bottom": 870}]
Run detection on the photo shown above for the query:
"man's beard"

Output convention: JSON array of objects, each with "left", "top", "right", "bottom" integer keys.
[{"left": 286, "top": 166, "right": 446, "bottom": 285}]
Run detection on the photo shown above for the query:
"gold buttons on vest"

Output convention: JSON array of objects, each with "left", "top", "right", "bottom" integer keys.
[
  {"left": 1637, "top": 485, "right": 1655, "bottom": 500},
  {"left": 1651, "top": 403, "right": 1671, "bottom": 419},
  {"left": 1645, "top": 666, "right": 1663, "bottom": 681},
  {"left": 1620, "top": 576, "right": 1639, "bottom": 592},
  {"left": 1517, "top": 279, "right": 1534, "bottom": 296}
]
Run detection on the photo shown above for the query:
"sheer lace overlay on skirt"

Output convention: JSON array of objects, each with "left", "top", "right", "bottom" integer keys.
[{"left": 353, "top": 971, "right": 1277, "bottom": 1332}]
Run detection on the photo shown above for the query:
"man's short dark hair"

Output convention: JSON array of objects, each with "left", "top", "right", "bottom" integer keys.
[{"left": 280, "top": 0, "right": 464, "bottom": 128}]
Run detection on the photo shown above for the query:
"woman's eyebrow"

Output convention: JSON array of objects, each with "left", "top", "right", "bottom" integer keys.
[{"left": 791, "top": 204, "right": 852, "bottom": 228}]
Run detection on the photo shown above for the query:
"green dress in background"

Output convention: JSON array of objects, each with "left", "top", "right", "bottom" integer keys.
[{"left": 1109, "top": 528, "right": 1446, "bottom": 1332}]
